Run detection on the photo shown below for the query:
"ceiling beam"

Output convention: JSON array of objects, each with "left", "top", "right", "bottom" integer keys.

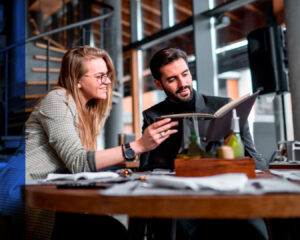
[
  {"left": 122, "top": 9, "right": 161, "bottom": 31},
  {"left": 225, "top": 12, "right": 241, "bottom": 23},
  {"left": 122, "top": 19, "right": 130, "bottom": 27},
  {"left": 123, "top": 17, "right": 193, "bottom": 51},
  {"left": 244, "top": 3, "right": 262, "bottom": 14},
  {"left": 202, "top": 0, "right": 257, "bottom": 17},
  {"left": 141, "top": 3, "right": 161, "bottom": 16},
  {"left": 142, "top": 17, "right": 161, "bottom": 29},
  {"left": 122, "top": 7, "right": 130, "bottom": 15},
  {"left": 174, "top": 3, "right": 192, "bottom": 16},
  {"left": 122, "top": 30, "right": 131, "bottom": 38},
  {"left": 143, "top": 29, "right": 154, "bottom": 36}
]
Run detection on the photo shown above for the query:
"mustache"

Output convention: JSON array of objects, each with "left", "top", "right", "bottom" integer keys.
[{"left": 176, "top": 86, "right": 191, "bottom": 94}]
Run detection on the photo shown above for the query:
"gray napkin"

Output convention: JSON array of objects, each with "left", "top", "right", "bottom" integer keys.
[{"left": 145, "top": 173, "right": 248, "bottom": 192}]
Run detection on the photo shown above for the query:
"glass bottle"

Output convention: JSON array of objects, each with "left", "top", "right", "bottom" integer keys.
[
  {"left": 228, "top": 109, "right": 245, "bottom": 158},
  {"left": 187, "top": 130, "right": 202, "bottom": 156}
]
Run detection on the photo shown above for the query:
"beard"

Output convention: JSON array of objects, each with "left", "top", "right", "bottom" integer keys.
[{"left": 163, "top": 85, "right": 193, "bottom": 104}]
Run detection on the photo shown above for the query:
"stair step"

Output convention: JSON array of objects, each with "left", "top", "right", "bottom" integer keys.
[
  {"left": 25, "top": 94, "right": 43, "bottom": 99},
  {"left": 34, "top": 55, "right": 62, "bottom": 62},
  {"left": 32, "top": 67, "right": 60, "bottom": 73},
  {"left": 27, "top": 81, "right": 57, "bottom": 85},
  {"left": 35, "top": 42, "right": 67, "bottom": 54},
  {"left": 41, "top": 36, "right": 66, "bottom": 50},
  {"left": 13, "top": 108, "right": 34, "bottom": 114},
  {"left": 26, "top": 108, "right": 34, "bottom": 113},
  {"left": 30, "top": 18, "right": 66, "bottom": 50}
]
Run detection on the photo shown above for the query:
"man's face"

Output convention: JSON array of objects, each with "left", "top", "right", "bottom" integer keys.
[{"left": 154, "top": 58, "right": 193, "bottom": 103}]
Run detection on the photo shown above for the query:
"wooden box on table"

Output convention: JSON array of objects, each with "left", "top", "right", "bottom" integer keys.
[{"left": 175, "top": 157, "right": 255, "bottom": 178}]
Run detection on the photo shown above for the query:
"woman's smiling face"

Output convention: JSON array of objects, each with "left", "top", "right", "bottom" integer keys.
[{"left": 77, "top": 57, "right": 111, "bottom": 105}]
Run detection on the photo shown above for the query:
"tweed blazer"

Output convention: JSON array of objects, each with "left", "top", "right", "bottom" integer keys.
[
  {"left": 25, "top": 88, "right": 98, "bottom": 239},
  {"left": 26, "top": 88, "right": 95, "bottom": 182},
  {"left": 140, "top": 90, "right": 267, "bottom": 171}
]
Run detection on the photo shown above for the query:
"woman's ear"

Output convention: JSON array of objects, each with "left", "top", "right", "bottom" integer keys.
[
  {"left": 77, "top": 82, "right": 82, "bottom": 88},
  {"left": 154, "top": 79, "right": 163, "bottom": 90}
]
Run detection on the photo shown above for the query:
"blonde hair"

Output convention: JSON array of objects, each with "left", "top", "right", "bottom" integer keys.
[{"left": 55, "top": 46, "right": 115, "bottom": 150}]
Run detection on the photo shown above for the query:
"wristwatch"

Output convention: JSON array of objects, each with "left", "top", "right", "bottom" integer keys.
[{"left": 122, "top": 143, "right": 136, "bottom": 161}]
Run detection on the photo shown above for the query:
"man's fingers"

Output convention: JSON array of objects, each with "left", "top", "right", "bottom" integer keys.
[
  {"left": 155, "top": 118, "right": 172, "bottom": 127},
  {"left": 157, "top": 128, "right": 178, "bottom": 139},
  {"left": 156, "top": 121, "right": 178, "bottom": 134},
  {"left": 155, "top": 118, "right": 178, "bottom": 127},
  {"left": 165, "top": 129, "right": 178, "bottom": 136}
]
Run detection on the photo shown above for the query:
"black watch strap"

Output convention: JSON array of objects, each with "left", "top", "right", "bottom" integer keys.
[
  {"left": 121, "top": 144, "right": 125, "bottom": 159},
  {"left": 123, "top": 143, "right": 136, "bottom": 161}
]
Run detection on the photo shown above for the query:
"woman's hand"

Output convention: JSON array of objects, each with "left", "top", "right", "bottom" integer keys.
[{"left": 132, "top": 118, "right": 178, "bottom": 154}]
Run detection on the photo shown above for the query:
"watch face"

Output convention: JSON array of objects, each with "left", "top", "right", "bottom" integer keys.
[{"left": 125, "top": 148, "right": 135, "bottom": 160}]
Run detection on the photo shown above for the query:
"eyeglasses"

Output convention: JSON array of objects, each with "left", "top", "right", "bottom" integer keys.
[{"left": 85, "top": 72, "right": 112, "bottom": 84}]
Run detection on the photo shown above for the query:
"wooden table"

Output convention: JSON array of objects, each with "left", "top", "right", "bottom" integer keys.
[
  {"left": 25, "top": 170, "right": 300, "bottom": 219},
  {"left": 117, "top": 160, "right": 140, "bottom": 170},
  {"left": 269, "top": 162, "right": 300, "bottom": 169}
]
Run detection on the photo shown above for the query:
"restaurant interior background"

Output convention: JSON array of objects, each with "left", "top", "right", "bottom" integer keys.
[{"left": 0, "top": 0, "right": 296, "bottom": 165}]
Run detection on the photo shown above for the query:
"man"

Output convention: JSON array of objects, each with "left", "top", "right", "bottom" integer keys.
[
  {"left": 138, "top": 47, "right": 268, "bottom": 240},
  {"left": 140, "top": 47, "right": 267, "bottom": 171}
]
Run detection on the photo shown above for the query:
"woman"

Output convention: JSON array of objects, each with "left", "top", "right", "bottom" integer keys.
[
  {"left": 26, "top": 46, "right": 177, "bottom": 181},
  {"left": 25, "top": 46, "right": 178, "bottom": 239}
]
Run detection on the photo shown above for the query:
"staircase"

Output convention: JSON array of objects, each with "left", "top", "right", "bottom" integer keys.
[
  {"left": 0, "top": 1, "right": 117, "bottom": 153},
  {"left": 25, "top": 40, "right": 65, "bottom": 112},
  {"left": 1, "top": 18, "right": 66, "bottom": 152}
]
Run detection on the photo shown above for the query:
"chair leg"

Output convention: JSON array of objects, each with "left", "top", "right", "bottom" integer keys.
[
  {"left": 128, "top": 217, "right": 147, "bottom": 240},
  {"left": 171, "top": 219, "right": 177, "bottom": 240},
  {"left": 264, "top": 218, "right": 273, "bottom": 240}
]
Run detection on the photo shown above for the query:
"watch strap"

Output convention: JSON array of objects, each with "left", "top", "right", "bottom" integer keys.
[
  {"left": 123, "top": 142, "right": 136, "bottom": 160},
  {"left": 121, "top": 144, "right": 125, "bottom": 159},
  {"left": 125, "top": 142, "right": 130, "bottom": 149}
]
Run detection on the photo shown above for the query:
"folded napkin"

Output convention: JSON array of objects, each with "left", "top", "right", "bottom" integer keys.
[
  {"left": 242, "top": 178, "right": 300, "bottom": 194},
  {"left": 46, "top": 171, "right": 119, "bottom": 182},
  {"left": 145, "top": 173, "right": 248, "bottom": 192},
  {"left": 270, "top": 170, "right": 300, "bottom": 181}
]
